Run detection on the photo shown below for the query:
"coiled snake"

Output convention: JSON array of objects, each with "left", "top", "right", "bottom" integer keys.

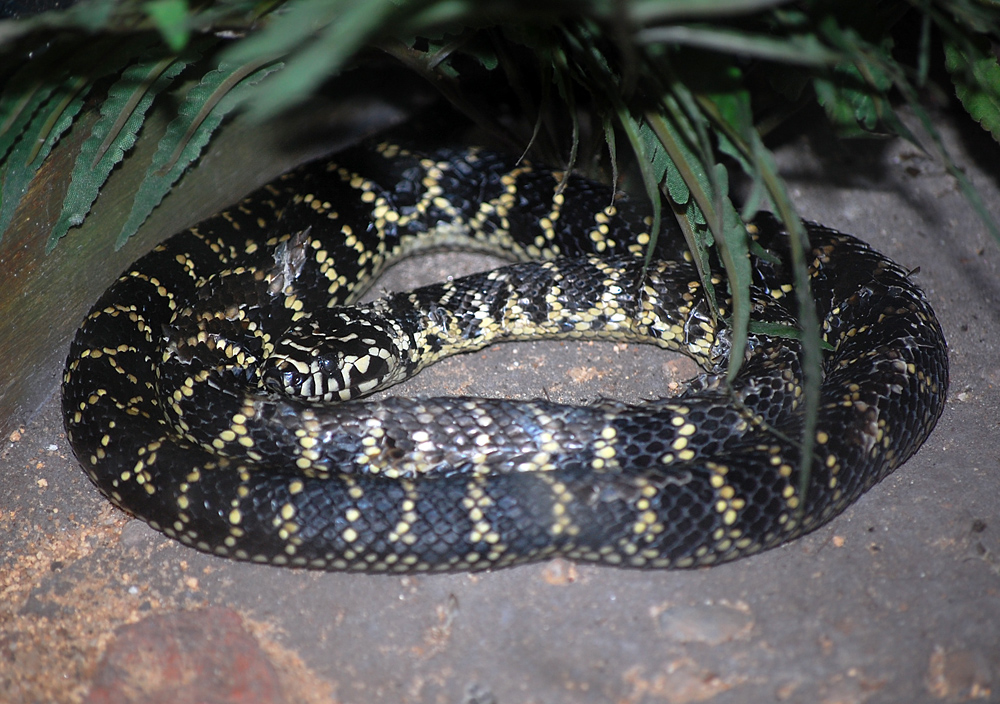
[{"left": 62, "top": 143, "right": 948, "bottom": 571}]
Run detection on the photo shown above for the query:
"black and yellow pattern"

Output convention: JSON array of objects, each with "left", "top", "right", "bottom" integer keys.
[{"left": 62, "top": 143, "right": 948, "bottom": 571}]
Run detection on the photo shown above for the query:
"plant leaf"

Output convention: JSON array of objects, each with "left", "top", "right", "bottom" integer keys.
[
  {"left": 636, "top": 26, "right": 840, "bottom": 66},
  {"left": 944, "top": 33, "right": 1000, "bottom": 143},
  {"left": 47, "top": 49, "right": 199, "bottom": 251},
  {"left": 747, "top": 137, "right": 823, "bottom": 511},
  {"left": 0, "top": 74, "right": 87, "bottom": 238},
  {"left": 616, "top": 109, "right": 665, "bottom": 264},
  {"left": 0, "top": 36, "right": 154, "bottom": 240},
  {"left": 711, "top": 162, "right": 751, "bottom": 380},
  {"left": 0, "top": 69, "right": 62, "bottom": 165},
  {"left": 145, "top": 0, "right": 191, "bottom": 51},
  {"left": 628, "top": 0, "right": 792, "bottom": 22},
  {"left": 813, "top": 20, "right": 895, "bottom": 137},
  {"left": 222, "top": 0, "right": 400, "bottom": 122},
  {"left": 115, "top": 58, "right": 283, "bottom": 248}
]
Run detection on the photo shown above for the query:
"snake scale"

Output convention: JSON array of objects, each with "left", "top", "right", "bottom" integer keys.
[{"left": 62, "top": 142, "right": 948, "bottom": 572}]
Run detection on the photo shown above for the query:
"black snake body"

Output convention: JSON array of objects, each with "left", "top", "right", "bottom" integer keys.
[{"left": 62, "top": 143, "right": 948, "bottom": 571}]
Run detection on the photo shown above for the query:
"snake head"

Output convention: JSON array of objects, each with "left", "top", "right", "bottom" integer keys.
[{"left": 259, "top": 315, "right": 400, "bottom": 402}]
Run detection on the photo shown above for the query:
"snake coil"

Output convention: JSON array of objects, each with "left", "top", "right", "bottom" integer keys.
[{"left": 62, "top": 143, "right": 948, "bottom": 572}]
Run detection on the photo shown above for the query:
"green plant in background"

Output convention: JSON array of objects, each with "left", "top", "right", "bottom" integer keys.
[
  {"left": 2, "top": 1, "right": 998, "bottom": 250},
  {"left": 0, "top": 0, "right": 998, "bottom": 492}
]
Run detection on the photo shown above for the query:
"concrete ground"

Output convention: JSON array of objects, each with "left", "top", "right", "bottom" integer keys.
[{"left": 2, "top": 106, "right": 998, "bottom": 704}]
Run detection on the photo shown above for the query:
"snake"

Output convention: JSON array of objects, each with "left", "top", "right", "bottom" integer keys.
[{"left": 62, "top": 141, "right": 948, "bottom": 572}]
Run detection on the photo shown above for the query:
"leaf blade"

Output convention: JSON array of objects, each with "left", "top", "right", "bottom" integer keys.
[
  {"left": 944, "top": 33, "right": 1000, "bottom": 143},
  {"left": 47, "top": 49, "right": 198, "bottom": 250},
  {"left": 115, "top": 58, "right": 283, "bottom": 248}
]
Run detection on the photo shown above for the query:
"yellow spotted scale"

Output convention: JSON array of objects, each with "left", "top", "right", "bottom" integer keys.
[{"left": 62, "top": 143, "right": 948, "bottom": 571}]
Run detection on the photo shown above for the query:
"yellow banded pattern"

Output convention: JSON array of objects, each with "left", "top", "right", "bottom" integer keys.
[{"left": 62, "top": 143, "right": 948, "bottom": 572}]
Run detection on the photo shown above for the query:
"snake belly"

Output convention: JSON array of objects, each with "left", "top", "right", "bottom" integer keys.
[{"left": 62, "top": 142, "right": 948, "bottom": 572}]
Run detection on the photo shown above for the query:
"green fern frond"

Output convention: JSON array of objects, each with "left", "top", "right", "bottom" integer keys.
[
  {"left": 0, "top": 35, "right": 155, "bottom": 239},
  {"left": 48, "top": 46, "right": 202, "bottom": 250},
  {"left": 115, "top": 56, "right": 283, "bottom": 247},
  {"left": 944, "top": 32, "right": 1000, "bottom": 143}
]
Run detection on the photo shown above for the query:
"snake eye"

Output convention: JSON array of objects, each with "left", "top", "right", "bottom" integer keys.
[
  {"left": 315, "top": 355, "right": 341, "bottom": 378},
  {"left": 261, "top": 362, "right": 304, "bottom": 395}
]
